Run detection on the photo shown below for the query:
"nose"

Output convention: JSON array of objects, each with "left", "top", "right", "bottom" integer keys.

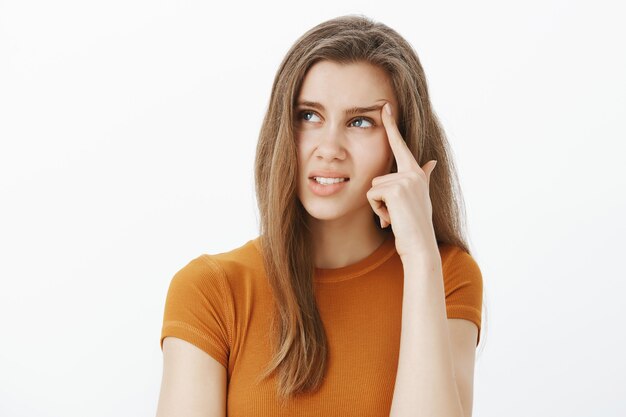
[{"left": 314, "top": 125, "right": 347, "bottom": 161}]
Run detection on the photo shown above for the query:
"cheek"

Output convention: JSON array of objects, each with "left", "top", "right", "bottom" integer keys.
[
  {"left": 295, "top": 134, "right": 318, "bottom": 165},
  {"left": 358, "top": 137, "right": 393, "bottom": 172},
  {"left": 377, "top": 138, "right": 394, "bottom": 171},
  {"left": 295, "top": 129, "right": 311, "bottom": 149},
  {"left": 295, "top": 142, "right": 312, "bottom": 184}
]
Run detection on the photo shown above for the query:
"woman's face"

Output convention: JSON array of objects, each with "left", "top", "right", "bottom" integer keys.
[{"left": 294, "top": 60, "right": 399, "bottom": 224}]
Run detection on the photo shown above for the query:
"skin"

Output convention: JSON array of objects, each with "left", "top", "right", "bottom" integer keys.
[
  {"left": 294, "top": 60, "right": 400, "bottom": 268},
  {"left": 155, "top": 60, "right": 477, "bottom": 417},
  {"left": 294, "top": 58, "right": 438, "bottom": 264},
  {"left": 296, "top": 60, "right": 477, "bottom": 417}
]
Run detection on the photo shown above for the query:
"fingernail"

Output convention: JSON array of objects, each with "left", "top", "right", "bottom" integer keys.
[{"left": 384, "top": 103, "right": 392, "bottom": 116}]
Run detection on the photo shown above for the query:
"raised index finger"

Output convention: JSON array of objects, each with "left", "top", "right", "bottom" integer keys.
[{"left": 381, "top": 102, "right": 420, "bottom": 173}]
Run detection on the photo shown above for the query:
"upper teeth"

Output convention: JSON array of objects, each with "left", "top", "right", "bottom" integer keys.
[{"left": 314, "top": 177, "right": 347, "bottom": 184}]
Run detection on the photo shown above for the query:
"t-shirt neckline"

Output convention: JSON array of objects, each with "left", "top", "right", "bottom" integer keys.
[{"left": 314, "top": 232, "right": 396, "bottom": 283}]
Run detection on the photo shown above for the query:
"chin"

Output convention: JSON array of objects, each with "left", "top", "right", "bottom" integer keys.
[{"left": 301, "top": 201, "right": 350, "bottom": 222}]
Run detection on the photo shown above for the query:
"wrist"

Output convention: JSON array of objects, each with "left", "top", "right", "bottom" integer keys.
[{"left": 401, "top": 250, "right": 440, "bottom": 271}]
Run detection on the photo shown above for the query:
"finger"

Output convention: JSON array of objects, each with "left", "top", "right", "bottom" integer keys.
[
  {"left": 371, "top": 172, "right": 401, "bottom": 187},
  {"left": 371, "top": 199, "right": 391, "bottom": 226},
  {"left": 378, "top": 207, "right": 391, "bottom": 228},
  {"left": 381, "top": 103, "right": 420, "bottom": 173},
  {"left": 422, "top": 160, "right": 438, "bottom": 185},
  {"left": 366, "top": 188, "right": 391, "bottom": 226}
]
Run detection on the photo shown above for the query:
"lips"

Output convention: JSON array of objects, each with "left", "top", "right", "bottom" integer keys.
[
  {"left": 307, "top": 177, "right": 349, "bottom": 196},
  {"left": 308, "top": 170, "right": 350, "bottom": 180},
  {"left": 306, "top": 171, "right": 351, "bottom": 198}
]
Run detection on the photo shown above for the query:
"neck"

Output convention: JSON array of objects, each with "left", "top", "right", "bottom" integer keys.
[{"left": 307, "top": 210, "right": 390, "bottom": 269}]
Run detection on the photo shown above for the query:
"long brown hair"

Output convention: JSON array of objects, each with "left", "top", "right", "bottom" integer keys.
[{"left": 254, "top": 14, "right": 480, "bottom": 399}]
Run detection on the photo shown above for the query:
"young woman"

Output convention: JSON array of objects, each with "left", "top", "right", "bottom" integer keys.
[{"left": 157, "top": 15, "right": 483, "bottom": 417}]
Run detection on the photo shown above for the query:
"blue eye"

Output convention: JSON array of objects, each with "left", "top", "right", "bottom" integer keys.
[
  {"left": 351, "top": 117, "right": 374, "bottom": 129},
  {"left": 301, "top": 111, "right": 321, "bottom": 122},
  {"left": 297, "top": 111, "right": 374, "bottom": 129}
]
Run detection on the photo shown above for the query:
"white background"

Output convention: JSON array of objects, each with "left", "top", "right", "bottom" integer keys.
[{"left": 1, "top": 0, "right": 625, "bottom": 416}]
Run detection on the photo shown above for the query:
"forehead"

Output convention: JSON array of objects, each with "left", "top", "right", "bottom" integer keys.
[{"left": 297, "top": 60, "right": 395, "bottom": 106}]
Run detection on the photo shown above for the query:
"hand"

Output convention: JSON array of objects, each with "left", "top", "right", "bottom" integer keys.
[{"left": 366, "top": 102, "right": 438, "bottom": 260}]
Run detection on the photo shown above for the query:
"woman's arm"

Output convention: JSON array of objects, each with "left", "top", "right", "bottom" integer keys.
[
  {"left": 389, "top": 251, "right": 476, "bottom": 417},
  {"left": 156, "top": 337, "right": 227, "bottom": 417},
  {"left": 368, "top": 103, "right": 478, "bottom": 416}
]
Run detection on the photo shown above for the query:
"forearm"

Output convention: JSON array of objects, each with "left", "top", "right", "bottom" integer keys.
[{"left": 389, "top": 251, "right": 464, "bottom": 417}]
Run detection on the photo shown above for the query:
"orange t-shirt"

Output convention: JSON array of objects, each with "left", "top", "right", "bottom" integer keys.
[{"left": 160, "top": 232, "right": 483, "bottom": 416}]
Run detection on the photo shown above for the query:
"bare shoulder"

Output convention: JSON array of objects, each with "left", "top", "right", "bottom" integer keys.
[{"left": 156, "top": 337, "right": 227, "bottom": 417}]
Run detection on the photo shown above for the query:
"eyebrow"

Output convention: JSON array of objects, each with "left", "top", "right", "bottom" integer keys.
[{"left": 295, "top": 100, "right": 385, "bottom": 116}]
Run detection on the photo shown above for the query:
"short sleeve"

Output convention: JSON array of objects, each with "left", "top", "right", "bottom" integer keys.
[
  {"left": 160, "top": 255, "right": 234, "bottom": 368},
  {"left": 441, "top": 246, "right": 483, "bottom": 345}
]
